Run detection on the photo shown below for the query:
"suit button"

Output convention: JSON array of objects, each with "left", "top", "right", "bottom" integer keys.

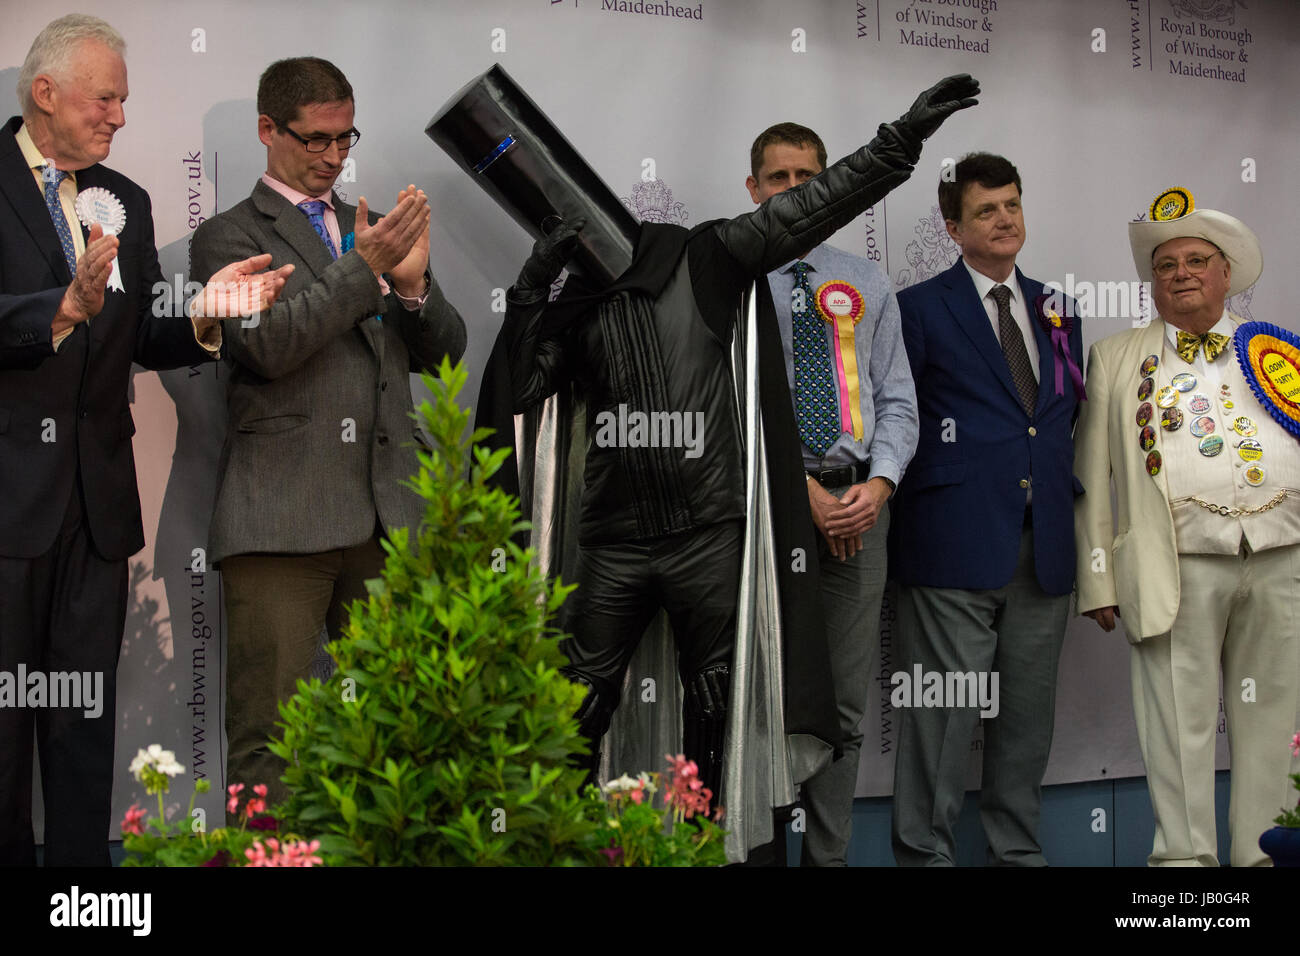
[
  {"left": 1019, "top": 478, "right": 1029, "bottom": 489},
  {"left": 380, "top": 381, "right": 388, "bottom": 392},
  {"left": 80, "top": 410, "right": 88, "bottom": 419},
  {"left": 1027, "top": 426, "right": 1037, "bottom": 437},
  {"left": 377, "top": 434, "right": 388, "bottom": 446}
]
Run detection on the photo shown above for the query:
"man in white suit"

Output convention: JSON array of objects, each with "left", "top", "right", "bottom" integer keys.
[{"left": 1075, "top": 188, "right": 1299, "bottom": 866}]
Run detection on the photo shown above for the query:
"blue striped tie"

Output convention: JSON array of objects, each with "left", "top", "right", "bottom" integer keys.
[{"left": 43, "top": 166, "right": 78, "bottom": 276}]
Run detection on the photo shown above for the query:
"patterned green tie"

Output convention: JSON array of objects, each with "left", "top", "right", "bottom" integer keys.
[{"left": 791, "top": 261, "right": 839, "bottom": 455}]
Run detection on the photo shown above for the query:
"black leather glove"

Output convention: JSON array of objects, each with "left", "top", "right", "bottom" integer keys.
[
  {"left": 514, "top": 217, "right": 586, "bottom": 298},
  {"left": 895, "top": 74, "right": 980, "bottom": 144}
]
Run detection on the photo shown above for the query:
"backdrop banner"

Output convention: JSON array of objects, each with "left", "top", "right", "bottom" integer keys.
[{"left": 3, "top": 0, "right": 1294, "bottom": 841}]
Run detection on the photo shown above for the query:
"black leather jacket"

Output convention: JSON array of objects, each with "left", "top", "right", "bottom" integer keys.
[{"left": 506, "top": 122, "right": 922, "bottom": 546}]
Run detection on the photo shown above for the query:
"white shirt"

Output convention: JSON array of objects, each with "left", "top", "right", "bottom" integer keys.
[{"left": 963, "top": 259, "right": 1040, "bottom": 379}]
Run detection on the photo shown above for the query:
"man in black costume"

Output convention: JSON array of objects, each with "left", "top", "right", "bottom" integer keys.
[{"left": 487, "top": 75, "right": 980, "bottom": 803}]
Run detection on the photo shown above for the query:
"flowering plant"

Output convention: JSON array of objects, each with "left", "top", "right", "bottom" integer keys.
[
  {"left": 120, "top": 745, "right": 319, "bottom": 867},
  {"left": 585, "top": 754, "right": 727, "bottom": 867},
  {"left": 1273, "top": 732, "right": 1300, "bottom": 828}
]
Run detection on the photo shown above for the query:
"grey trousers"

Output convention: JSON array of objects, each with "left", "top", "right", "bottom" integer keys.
[
  {"left": 798, "top": 497, "right": 889, "bottom": 866},
  {"left": 891, "top": 527, "right": 1068, "bottom": 866}
]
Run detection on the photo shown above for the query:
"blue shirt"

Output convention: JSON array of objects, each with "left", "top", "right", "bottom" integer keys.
[{"left": 767, "top": 242, "right": 918, "bottom": 484}]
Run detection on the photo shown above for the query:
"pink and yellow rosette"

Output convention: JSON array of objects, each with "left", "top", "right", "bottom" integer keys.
[{"left": 814, "top": 280, "right": 866, "bottom": 441}]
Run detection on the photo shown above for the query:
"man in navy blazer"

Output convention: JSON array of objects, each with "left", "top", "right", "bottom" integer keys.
[
  {"left": 890, "top": 153, "right": 1083, "bottom": 865},
  {"left": 0, "top": 15, "right": 288, "bottom": 865}
]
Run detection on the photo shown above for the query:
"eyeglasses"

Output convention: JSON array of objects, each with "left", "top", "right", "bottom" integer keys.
[
  {"left": 1152, "top": 250, "right": 1224, "bottom": 280},
  {"left": 277, "top": 124, "right": 361, "bottom": 153}
]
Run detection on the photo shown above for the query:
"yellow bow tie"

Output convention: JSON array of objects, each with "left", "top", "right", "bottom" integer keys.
[{"left": 1175, "top": 330, "right": 1230, "bottom": 364}]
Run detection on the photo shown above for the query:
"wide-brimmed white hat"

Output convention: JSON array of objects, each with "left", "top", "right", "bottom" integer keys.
[{"left": 1128, "top": 187, "right": 1261, "bottom": 297}]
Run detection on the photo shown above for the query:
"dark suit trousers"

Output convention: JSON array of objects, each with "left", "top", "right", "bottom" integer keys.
[
  {"left": 221, "top": 534, "right": 385, "bottom": 812},
  {"left": 0, "top": 480, "right": 126, "bottom": 866}
]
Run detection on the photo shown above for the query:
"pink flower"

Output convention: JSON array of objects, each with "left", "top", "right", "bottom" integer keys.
[
  {"left": 246, "top": 837, "right": 321, "bottom": 867},
  {"left": 244, "top": 797, "right": 267, "bottom": 818},
  {"left": 253, "top": 784, "right": 268, "bottom": 798},
  {"left": 244, "top": 841, "right": 269, "bottom": 866},
  {"left": 663, "top": 754, "right": 713, "bottom": 819},
  {"left": 120, "top": 804, "right": 147, "bottom": 836},
  {"left": 1291, "top": 732, "right": 1300, "bottom": 758},
  {"left": 629, "top": 785, "right": 645, "bottom": 805},
  {"left": 226, "top": 782, "right": 245, "bottom": 815}
]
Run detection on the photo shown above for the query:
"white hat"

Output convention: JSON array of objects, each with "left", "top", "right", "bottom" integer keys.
[{"left": 1128, "top": 187, "right": 1261, "bottom": 297}]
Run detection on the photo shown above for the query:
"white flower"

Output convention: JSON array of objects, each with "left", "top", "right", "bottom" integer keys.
[
  {"left": 603, "top": 773, "right": 640, "bottom": 794},
  {"left": 128, "top": 747, "right": 152, "bottom": 779},
  {"left": 128, "top": 744, "right": 184, "bottom": 780},
  {"left": 156, "top": 752, "right": 184, "bottom": 777}
]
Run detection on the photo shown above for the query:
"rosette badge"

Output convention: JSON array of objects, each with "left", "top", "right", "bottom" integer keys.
[
  {"left": 1234, "top": 322, "right": 1300, "bottom": 440},
  {"left": 814, "top": 280, "right": 867, "bottom": 441},
  {"left": 74, "top": 187, "right": 127, "bottom": 292},
  {"left": 1150, "top": 187, "right": 1194, "bottom": 223}
]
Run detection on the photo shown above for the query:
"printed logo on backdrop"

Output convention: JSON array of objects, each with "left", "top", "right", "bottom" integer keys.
[
  {"left": 1169, "top": 0, "right": 1247, "bottom": 26},
  {"left": 896, "top": 205, "right": 957, "bottom": 289},
  {"left": 1227, "top": 285, "right": 1254, "bottom": 322},
  {"left": 1160, "top": 0, "right": 1252, "bottom": 82},
  {"left": 552, "top": 0, "right": 705, "bottom": 21},
  {"left": 894, "top": 0, "right": 998, "bottom": 55},
  {"left": 621, "top": 178, "right": 689, "bottom": 226}
]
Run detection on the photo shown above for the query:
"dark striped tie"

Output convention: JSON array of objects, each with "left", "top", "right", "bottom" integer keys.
[{"left": 991, "top": 284, "right": 1036, "bottom": 417}]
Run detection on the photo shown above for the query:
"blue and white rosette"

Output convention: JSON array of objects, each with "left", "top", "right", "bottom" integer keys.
[
  {"left": 1234, "top": 321, "right": 1300, "bottom": 441},
  {"left": 74, "top": 187, "right": 127, "bottom": 292}
]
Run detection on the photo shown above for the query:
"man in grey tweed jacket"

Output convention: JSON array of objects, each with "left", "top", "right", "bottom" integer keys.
[{"left": 190, "top": 57, "right": 465, "bottom": 804}]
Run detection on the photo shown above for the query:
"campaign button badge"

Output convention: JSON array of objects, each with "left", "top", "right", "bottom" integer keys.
[
  {"left": 1140, "top": 354, "right": 1159, "bottom": 376},
  {"left": 1232, "top": 416, "right": 1258, "bottom": 437},
  {"left": 1139, "top": 425, "right": 1157, "bottom": 452},
  {"left": 1190, "top": 415, "right": 1216, "bottom": 438},
  {"left": 1244, "top": 464, "right": 1266, "bottom": 486},
  {"left": 1156, "top": 385, "right": 1179, "bottom": 408},
  {"left": 1236, "top": 438, "right": 1263, "bottom": 462},
  {"left": 1146, "top": 450, "right": 1162, "bottom": 476},
  {"left": 1171, "top": 372, "right": 1197, "bottom": 392},
  {"left": 1160, "top": 407, "right": 1183, "bottom": 431},
  {"left": 1187, "top": 394, "right": 1211, "bottom": 415},
  {"left": 1136, "top": 402, "right": 1154, "bottom": 427},
  {"left": 1138, "top": 377, "right": 1154, "bottom": 401},
  {"left": 1198, "top": 434, "right": 1224, "bottom": 457}
]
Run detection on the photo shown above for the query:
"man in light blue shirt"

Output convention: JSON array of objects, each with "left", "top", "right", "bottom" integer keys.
[{"left": 746, "top": 122, "right": 919, "bottom": 865}]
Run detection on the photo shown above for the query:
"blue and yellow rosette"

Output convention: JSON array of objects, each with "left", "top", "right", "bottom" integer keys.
[
  {"left": 814, "top": 280, "right": 866, "bottom": 441},
  {"left": 1235, "top": 322, "right": 1300, "bottom": 440}
]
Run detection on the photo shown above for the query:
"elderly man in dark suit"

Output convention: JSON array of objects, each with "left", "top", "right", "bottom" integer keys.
[
  {"left": 0, "top": 14, "right": 289, "bottom": 865},
  {"left": 890, "top": 153, "right": 1084, "bottom": 866},
  {"left": 190, "top": 57, "right": 466, "bottom": 805}
]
